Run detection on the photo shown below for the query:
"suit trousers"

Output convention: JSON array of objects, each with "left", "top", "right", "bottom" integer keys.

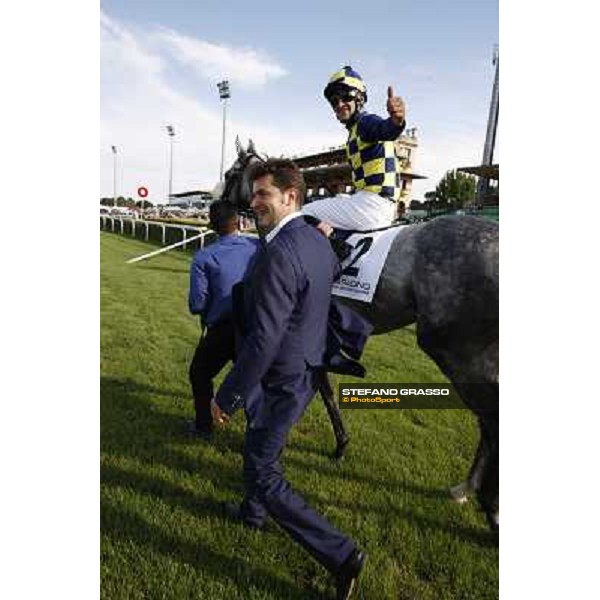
[
  {"left": 240, "top": 369, "right": 356, "bottom": 573},
  {"left": 188, "top": 319, "right": 235, "bottom": 430}
]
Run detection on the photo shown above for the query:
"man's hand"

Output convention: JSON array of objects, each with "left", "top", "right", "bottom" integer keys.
[
  {"left": 210, "top": 398, "right": 230, "bottom": 426},
  {"left": 316, "top": 221, "right": 334, "bottom": 238},
  {"left": 386, "top": 85, "right": 406, "bottom": 127}
]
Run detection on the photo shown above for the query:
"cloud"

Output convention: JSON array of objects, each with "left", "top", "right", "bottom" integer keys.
[
  {"left": 101, "top": 13, "right": 164, "bottom": 79},
  {"left": 157, "top": 28, "right": 288, "bottom": 88},
  {"left": 100, "top": 13, "right": 332, "bottom": 203}
]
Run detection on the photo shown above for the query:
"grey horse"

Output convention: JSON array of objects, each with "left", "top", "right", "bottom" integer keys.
[{"left": 222, "top": 142, "right": 499, "bottom": 530}]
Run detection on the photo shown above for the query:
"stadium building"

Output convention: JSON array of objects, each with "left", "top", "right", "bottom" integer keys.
[{"left": 291, "top": 127, "right": 426, "bottom": 210}]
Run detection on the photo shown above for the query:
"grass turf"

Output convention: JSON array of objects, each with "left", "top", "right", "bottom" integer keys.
[{"left": 100, "top": 231, "right": 498, "bottom": 600}]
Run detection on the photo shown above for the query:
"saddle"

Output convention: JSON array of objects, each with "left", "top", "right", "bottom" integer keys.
[{"left": 304, "top": 215, "right": 403, "bottom": 263}]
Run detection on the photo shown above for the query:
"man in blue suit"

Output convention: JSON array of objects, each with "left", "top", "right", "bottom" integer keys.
[{"left": 211, "top": 159, "right": 366, "bottom": 599}]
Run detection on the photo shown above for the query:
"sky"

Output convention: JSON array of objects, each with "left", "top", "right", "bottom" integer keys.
[{"left": 100, "top": 0, "right": 499, "bottom": 204}]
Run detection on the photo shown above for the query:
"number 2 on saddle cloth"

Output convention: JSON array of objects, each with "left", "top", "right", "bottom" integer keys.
[
  {"left": 302, "top": 215, "right": 370, "bottom": 275},
  {"left": 330, "top": 230, "right": 373, "bottom": 278}
]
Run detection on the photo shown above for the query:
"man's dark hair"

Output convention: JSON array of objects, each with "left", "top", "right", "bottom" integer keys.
[
  {"left": 209, "top": 200, "right": 239, "bottom": 234},
  {"left": 248, "top": 159, "right": 306, "bottom": 206}
]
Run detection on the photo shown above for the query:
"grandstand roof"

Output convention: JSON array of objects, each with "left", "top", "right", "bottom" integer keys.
[
  {"left": 457, "top": 164, "right": 499, "bottom": 180},
  {"left": 169, "top": 190, "right": 213, "bottom": 198}
]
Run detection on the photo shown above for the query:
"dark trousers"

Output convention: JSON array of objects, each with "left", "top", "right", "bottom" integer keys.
[
  {"left": 188, "top": 320, "right": 235, "bottom": 431},
  {"left": 240, "top": 370, "right": 356, "bottom": 573}
]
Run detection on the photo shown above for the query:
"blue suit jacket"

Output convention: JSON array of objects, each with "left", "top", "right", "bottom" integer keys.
[{"left": 216, "top": 216, "right": 338, "bottom": 428}]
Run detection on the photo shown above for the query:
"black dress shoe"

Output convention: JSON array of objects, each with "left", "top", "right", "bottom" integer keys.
[
  {"left": 221, "top": 502, "right": 264, "bottom": 530},
  {"left": 336, "top": 548, "right": 366, "bottom": 600},
  {"left": 184, "top": 420, "right": 213, "bottom": 440}
]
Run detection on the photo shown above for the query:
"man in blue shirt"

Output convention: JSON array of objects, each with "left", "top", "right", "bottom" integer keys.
[
  {"left": 302, "top": 65, "right": 407, "bottom": 232},
  {"left": 187, "top": 200, "right": 259, "bottom": 438}
]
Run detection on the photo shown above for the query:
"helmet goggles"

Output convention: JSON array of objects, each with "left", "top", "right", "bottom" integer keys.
[{"left": 327, "top": 86, "right": 360, "bottom": 108}]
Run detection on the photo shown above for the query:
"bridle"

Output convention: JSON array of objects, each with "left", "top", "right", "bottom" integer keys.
[{"left": 220, "top": 151, "right": 265, "bottom": 217}]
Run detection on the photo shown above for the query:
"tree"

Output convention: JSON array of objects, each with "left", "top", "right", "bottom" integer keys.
[
  {"left": 435, "top": 170, "right": 477, "bottom": 209},
  {"left": 135, "top": 200, "right": 154, "bottom": 208}
]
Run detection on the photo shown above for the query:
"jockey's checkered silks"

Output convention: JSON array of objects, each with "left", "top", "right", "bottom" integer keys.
[{"left": 346, "top": 116, "right": 402, "bottom": 201}]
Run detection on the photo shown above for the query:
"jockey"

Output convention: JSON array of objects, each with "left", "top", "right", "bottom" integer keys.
[{"left": 302, "top": 66, "right": 407, "bottom": 232}]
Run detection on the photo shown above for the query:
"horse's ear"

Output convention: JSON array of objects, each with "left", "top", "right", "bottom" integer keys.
[
  {"left": 248, "top": 138, "right": 256, "bottom": 154},
  {"left": 235, "top": 136, "right": 243, "bottom": 157}
]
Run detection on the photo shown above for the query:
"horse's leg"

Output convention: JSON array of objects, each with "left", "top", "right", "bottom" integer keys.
[
  {"left": 416, "top": 322, "right": 499, "bottom": 529},
  {"left": 449, "top": 381, "right": 498, "bottom": 529},
  {"left": 316, "top": 370, "right": 350, "bottom": 459},
  {"left": 467, "top": 416, "right": 490, "bottom": 492},
  {"left": 449, "top": 413, "right": 489, "bottom": 504},
  {"left": 476, "top": 405, "right": 499, "bottom": 530},
  {"left": 449, "top": 480, "right": 475, "bottom": 504}
]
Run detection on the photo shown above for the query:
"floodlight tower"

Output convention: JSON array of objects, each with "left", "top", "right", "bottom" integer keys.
[
  {"left": 477, "top": 45, "right": 499, "bottom": 201},
  {"left": 217, "top": 80, "right": 231, "bottom": 181},
  {"left": 166, "top": 125, "right": 175, "bottom": 204},
  {"left": 111, "top": 145, "right": 117, "bottom": 208}
]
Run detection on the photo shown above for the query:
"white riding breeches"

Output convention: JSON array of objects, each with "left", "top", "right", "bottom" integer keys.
[{"left": 301, "top": 190, "right": 396, "bottom": 231}]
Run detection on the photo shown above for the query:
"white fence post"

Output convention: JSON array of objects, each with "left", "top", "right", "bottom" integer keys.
[
  {"left": 103, "top": 217, "right": 210, "bottom": 251},
  {"left": 126, "top": 230, "right": 208, "bottom": 264}
]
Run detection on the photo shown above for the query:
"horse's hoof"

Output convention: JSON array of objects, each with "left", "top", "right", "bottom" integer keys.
[
  {"left": 449, "top": 481, "right": 472, "bottom": 504},
  {"left": 487, "top": 511, "right": 499, "bottom": 531},
  {"left": 333, "top": 436, "right": 350, "bottom": 460}
]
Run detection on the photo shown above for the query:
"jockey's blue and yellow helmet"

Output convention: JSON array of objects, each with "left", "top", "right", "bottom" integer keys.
[{"left": 324, "top": 66, "right": 368, "bottom": 104}]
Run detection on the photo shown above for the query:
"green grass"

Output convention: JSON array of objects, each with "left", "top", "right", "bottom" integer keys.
[{"left": 101, "top": 231, "right": 498, "bottom": 600}]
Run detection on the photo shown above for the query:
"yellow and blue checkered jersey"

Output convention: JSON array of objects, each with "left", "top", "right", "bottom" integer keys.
[{"left": 345, "top": 112, "right": 405, "bottom": 200}]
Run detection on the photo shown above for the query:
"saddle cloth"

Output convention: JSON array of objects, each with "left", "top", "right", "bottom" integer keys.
[{"left": 332, "top": 226, "right": 405, "bottom": 303}]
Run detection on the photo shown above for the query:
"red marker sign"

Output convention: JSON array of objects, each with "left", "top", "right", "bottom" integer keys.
[{"left": 137, "top": 186, "right": 149, "bottom": 198}]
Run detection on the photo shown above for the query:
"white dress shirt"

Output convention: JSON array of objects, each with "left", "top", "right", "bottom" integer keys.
[{"left": 265, "top": 211, "right": 303, "bottom": 244}]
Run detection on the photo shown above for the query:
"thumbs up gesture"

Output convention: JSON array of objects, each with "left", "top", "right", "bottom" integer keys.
[{"left": 387, "top": 86, "right": 406, "bottom": 127}]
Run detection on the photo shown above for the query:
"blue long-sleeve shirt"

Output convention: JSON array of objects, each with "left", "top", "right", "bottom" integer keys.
[
  {"left": 188, "top": 234, "right": 260, "bottom": 327},
  {"left": 349, "top": 111, "right": 404, "bottom": 141}
]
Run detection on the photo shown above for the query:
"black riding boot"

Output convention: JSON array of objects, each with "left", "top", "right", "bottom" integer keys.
[{"left": 329, "top": 230, "right": 353, "bottom": 263}]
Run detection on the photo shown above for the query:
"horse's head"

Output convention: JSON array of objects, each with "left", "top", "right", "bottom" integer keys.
[{"left": 219, "top": 137, "right": 266, "bottom": 216}]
